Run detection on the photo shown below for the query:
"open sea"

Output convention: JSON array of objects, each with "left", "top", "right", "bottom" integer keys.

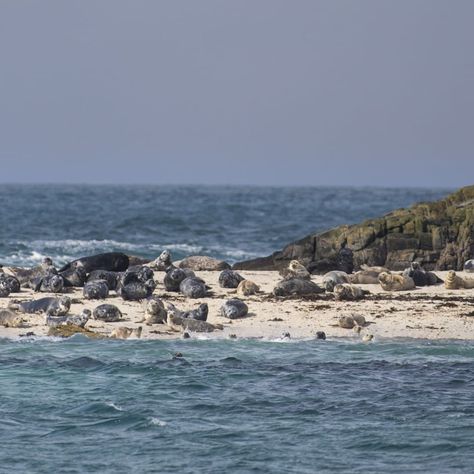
[{"left": 1, "top": 184, "right": 474, "bottom": 473}]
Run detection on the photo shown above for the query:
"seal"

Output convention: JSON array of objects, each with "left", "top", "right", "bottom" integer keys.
[
  {"left": 279, "top": 260, "right": 311, "bottom": 280},
  {"left": 83, "top": 280, "right": 109, "bottom": 299},
  {"left": 122, "top": 266, "right": 154, "bottom": 285},
  {"left": 0, "top": 309, "right": 25, "bottom": 328},
  {"left": 45, "top": 309, "right": 91, "bottom": 328},
  {"left": 87, "top": 270, "right": 121, "bottom": 291},
  {"left": 164, "top": 267, "right": 188, "bottom": 292},
  {"left": 338, "top": 316, "right": 355, "bottom": 329},
  {"left": 147, "top": 250, "right": 173, "bottom": 271},
  {"left": 236, "top": 280, "right": 260, "bottom": 297},
  {"left": 140, "top": 296, "right": 167, "bottom": 325},
  {"left": 322, "top": 271, "right": 351, "bottom": 292},
  {"left": 93, "top": 304, "right": 122, "bottom": 322},
  {"left": 349, "top": 265, "right": 388, "bottom": 284},
  {"left": 118, "top": 279, "right": 155, "bottom": 301},
  {"left": 463, "top": 260, "right": 474, "bottom": 273},
  {"left": 378, "top": 272, "right": 415, "bottom": 291},
  {"left": 11, "top": 296, "right": 71, "bottom": 316},
  {"left": 166, "top": 313, "right": 220, "bottom": 333},
  {"left": 110, "top": 326, "right": 142, "bottom": 339},
  {"left": 178, "top": 256, "right": 231, "bottom": 271},
  {"left": 167, "top": 302, "right": 208, "bottom": 321},
  {"left": 315, "top": 331, "right": 326, "bottom": 340},
  {"left": 0, "top": 274, "right": 21, "bottom": 293},
  {"left": 220, "top": 299, "right": 248, "bottom": 319},
  {"left": 33, "top": 273, "right": 65, "bottom": 293},
  {"left": 179, "top": 277, "right": 207, "bottom": 298},
  {"left": 273, "top": 278, "right": 324, "bottom": 297},
  {"left": 333, "top": 283, "right": 368, "bottom": 301},
  {"left": 362, "top": 334, "right": 374, "bottom": 343},
  {"left": 0, "top": 286, "right": 10, "bottom": 297},
  {"left": 218, "top": 270, "right": 245, "bottom": 289},
  {"left": 445, "top": 271, "right": 474, "bottom": 289},
  {"left": 3, "top": 257, "right": 55, "bottom": 286},
  {"left": 59, "top": 252, "right": 129, "bottom": 274},
  {"left": 59, "top": 266, "right": 87, "bottom": 287},
  {"left": 402, "top": 262, "right": 442, "bottom": 286}
]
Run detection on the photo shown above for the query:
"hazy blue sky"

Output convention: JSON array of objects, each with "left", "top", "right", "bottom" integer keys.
[{"left": 0, "top": 1, "right": 472, "bottom": 186}]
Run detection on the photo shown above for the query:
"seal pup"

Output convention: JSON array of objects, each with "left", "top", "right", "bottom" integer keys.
[
  {"left": 110, "top": 326, "right": 142, "bottom": 339},
  {"left": 334, "top": 284, "right": 368, "bottom": 301},
  {"left": 218, "top": 269, "right": 245, "bottom": 289},
  {"left": 0, "top": 309, "right": 25, "bottom": 328},
  {"left": 93, "top": 304, "right": 122, "bottom": 322},
  {"left": 236, "top": 280, "right": 260, "bottom": 297},
  {"left": 279, "top": 260, "right": 311, "bottom": 280},
  {"left": 45, "top": 309, "right": 91, "bottom": 328},
  {"left": 10, "top": 296, "right": 71, "bottom": 316},
  {"left": 83, "top": 280, "right": 109, "bottom": 299},
  {"left": 87, "top": 270, "right": 121, "bottom": 291},
  {"left": 147, "top": 250, "right": 173, "bottom": 271},
  {"left": 220, "top": 299, "right": 248, "bottom": 319},
  {"left": 464, "top": 260, "right": 474, "bottom": 273},
  {"left": 140, "top": 296, "right": 167, "bottom": 325},
  {"left": 0, "top": 274, "right": 21, "bottom": 293},
  {"left": 402, "top": 262, "right": 442, "bottom": 286},
  {"left": 179, "top": 277, "right": 207, "bottom": 299},
  {"left": 118, "top": 279, "right": 156, "bottom": 301},
  {"left": 445, "top": 271, "right": 474, "bottom": 290},
  {"left": 273, "top": 278, "right": 324, "bottom": 297},
  {"left": 59, "top": 252, "right": 129, "bottom": 274},
  {"left": 378, "top": 272, "right": 415, "bottom": 291},
  {"left": 322, "top": 271, "right": 351, "bottom": 292}
]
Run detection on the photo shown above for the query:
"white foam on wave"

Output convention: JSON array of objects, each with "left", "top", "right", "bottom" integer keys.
[
  {"left": 105, "top": 401, "right": 124, "bottom": 412},
  {"left": 149, "top": 417, "right": 167, "bottom": 427}
]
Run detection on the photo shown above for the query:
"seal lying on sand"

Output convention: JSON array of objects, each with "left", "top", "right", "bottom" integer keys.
[
  {"left": 279, "top": 260, "right": 311, "bottom": 280},
  {"left": 140, "top": 296, "right": 167, "bottom": 325},
  {"left": 445, "top": 271, "right": 474, "bottom": 289},
  {"left": 110, "top": 326, "right": 142, "bottom": 339},
  {"left": 0, "top": 274, "right": 21, "bottom": 293},
  {"left": 349, "top": 265, "right": 388, "bottom": 284},
  {"left": 33, "top": 273, "right": 65, "bottom": 293},
  {"left": 179, "top": 277, "right": 207, "bottom": 298},
  {"left": 59, "top": 267, "right": 87, "bottom": 287},
  {"left": 147, "top": 250, "right": 173, "bottom": 271},
  {"left": 122, "top": 266, "right": 154, "bottom": 285},
  {"left": 93, "top": 304, "right": 122, "bottom": 322},
  {"left": 334, "top": 284, "right": 368, "bottom": 301},
  {"left": 167, "top": 302, "right": 208, "bottom": 321},
  {"left": 378, "top": 272, "right": 416, "bottom": 291},
  {"left": 10, "top": 296, "right": 71, "bottom": 316},
  {"left": 402, "top": 262, "right": 442, "bottom": 286},
  {"left": 166, "top": 313, "right": 221, "bottom": 333},
  {"left": 3, "top": 257, "right": 55, "bottom": 286},
  {"left": 0, "top": 309, "right": 25, "bottom": 328},
  {"left": 220, "top": 299, "right": 248, "bottom": 319},
  {"left": 322, "top": 271, "right": 351, "bottom": 292},
  {"left": 237, "top": 280, "right": 260, "bottom": 296},
  {"left": 464, "top": 260, "right": 474, "bottom": 273},
  {"left": 273, "top": 278, "right": 324, "bottom": 297},
  {"left": 87, "top": 270, "right": 121, "bottom": 291},
  {"left": 45, "top": 309, "right": 91, "bottom": 328},
  {"left": 59, "top": 252, "right": 129, "bottom": 274},
  {"left": 83, "top": 280, "right": 109, "bottom": 299},
  {"left": 164, "top": 267, "right": 188, "bottom": 292},
  {"left": 338, "top": 314, "right": 366, "bottom": 329},
  {"left": 218, "top": 270, "right": 244, "bottom": 289},
  {"left": 118, "top": 279, "right": 156, "bottom": 301}
]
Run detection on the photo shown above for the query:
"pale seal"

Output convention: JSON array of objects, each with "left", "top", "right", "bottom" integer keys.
[
  {"left": 236, "top": 280, "right": 260, "bottom": 297},
  {"left": 140, "top": 296, "right": 167, "bottom": 325},
  {"left": 11, "top": 296, "right": 71, "bottom": 316},
  {"left": 3, "top": 257, "right": 55, "bottom": 286},
  {"left": 59, "top": 252, "right": 129, "bottom": 274},
  {"left": 322, "top": 271, "right": 351, "bottom": 292},
  {"left": 178, "top": 256, "right": 230, "bottom": 271},
  {"left": 148, "top": 250, "right": 173, "bottom": 271},
  {"left": 273, "top": 278, "right": 324, "bottom": 297},
  {"left": 0, "top": 309, "right": 25, "bottom": 328},
  {"left": 218, "top": 270, "right": 245, "bottom": 289},
  {"left": 445, "top": 271, "right": 474, "bottom": 290},
  {"left": 83, "top": 280, "right": 109, "bottom": 299},
  {"left": 110, "top": 326, "right": 142, "bottom": 339},
  {"left": 279, "top": 260, "right": 311, "bottom": 280},
  {"left": 334, "top": 284, "right": 368, "bottom": 301},
  {"left": 45, "top": 309, "right": 91, "bottom": 328},
  {"left": 349, "top": 265, "right": 388, "bottom": 284},
  {"left": 378, "top": 272, "right": 415, "bottom": 291},
  {"left": 179, "top": 277, "right": 207, "bottom": 298},
  {"left": 93, "top": 304, "right": 122, "bottom": 322},
  {"left": 220, "top": 299, "right": 248, "bottom": 319}
]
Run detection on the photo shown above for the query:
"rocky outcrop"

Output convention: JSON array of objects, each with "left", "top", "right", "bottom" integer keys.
[{"left": 233, "top": 185, "right": 474, "bottom": 273}]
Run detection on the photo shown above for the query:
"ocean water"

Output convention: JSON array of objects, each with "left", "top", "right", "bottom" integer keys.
[{"left": 2, "top": 185, "right": 473, "bottom": 473}]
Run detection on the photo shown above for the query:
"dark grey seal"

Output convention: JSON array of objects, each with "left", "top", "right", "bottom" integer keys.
[
  {"left": 179, "top": 277, "right": 207, "bottom": 298},
  {"left": 5, "top": 257, "right": 55, "bottom": 286},
  {"left": 59, "top": 252, "right": 129, "bottom": 274},
  {"left": 273, "top": 278, "right": 324, "bottom": 297},
  {"left": 122, "top": 266, "right": 154, "bottom": 284},
  {"left": 83, "top": 280, "right": 109, "bottom": 299},
  {"left": 163, "top": 267, "right": 188, "bottom": 292},
  {"left": 167, "top": 313, "right": 218, "bottom": 333},
  {"left": 87, "top": 270, "right": 121, "bottom": 291},
  {"left": 118, "top": 279, "right": 155, "bottom": 301},
  {"left": 220, "top": 299, "right": 248, "bottom": 319},
  {"left": 60, "top": 266, "right": 87, "bottom": 287},
  {"left": 0, "top": 274, "right": 21, "bottom": 293},
  {"left": 167, "top": 303, "right": 208, "bottom": 321},
  {"left": 218, "top": 270, "right": 245, "bottom": 289},
  {"left": 45, "top": 309, "right": 91, "bottom": 328},
  {"left": 402, "top": 262, "right": 443, "bottom": 286},
  {"left": 316, "top": 331, "right": 326, "bottom": 340},
  {"left": 0, "top": 286, "right": 10, "bottom": 297},
  {"left": 11, "top": 296, "right": 71, "bottom": 316},
  {"left": 93, "top": 304, "right": 122, "bottom": 322},
  {"left": 33, "top": 273, "right": 65, "bottom": 293},
  {"left": 322, "top": 271, "right": 350, "bottom": 292}
]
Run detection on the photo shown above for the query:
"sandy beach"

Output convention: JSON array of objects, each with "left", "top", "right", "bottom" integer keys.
[{"left": 1, "top": 270, "right": 474, "bottom": 341}]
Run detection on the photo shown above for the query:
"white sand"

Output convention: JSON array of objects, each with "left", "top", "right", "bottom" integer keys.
[{"left": 1, "top": 271, "right": 474, "bottom": 341}]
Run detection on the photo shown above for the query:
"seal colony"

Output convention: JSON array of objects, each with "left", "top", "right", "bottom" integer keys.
[{"left": 1, "top": 251, "right": 474, "bottom": 341}]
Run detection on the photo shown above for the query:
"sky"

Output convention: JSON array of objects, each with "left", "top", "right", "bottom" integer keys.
[{"left": 0, "top": 1, "right": 473, "bottom": 187}]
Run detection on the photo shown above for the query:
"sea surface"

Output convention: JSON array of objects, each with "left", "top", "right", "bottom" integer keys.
[{"left": 2, "top": 185, "right": 474, "bottom": 473}]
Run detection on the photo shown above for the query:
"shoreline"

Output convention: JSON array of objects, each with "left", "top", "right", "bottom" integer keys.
[{"left": 1, "top": 270, "right": 474, "bottom": 342}]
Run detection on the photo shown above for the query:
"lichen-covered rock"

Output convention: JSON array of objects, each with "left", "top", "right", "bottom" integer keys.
[{"left": 234, "top": 186, "right": 474, "bottom": 272}]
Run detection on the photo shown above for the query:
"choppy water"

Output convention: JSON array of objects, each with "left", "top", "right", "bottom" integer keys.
[
  {"left": 2, "top": 184, "right": 471, "bottom": 473},
  {"left": 1, "top": 337, "right": 473, "bottom": 473}
]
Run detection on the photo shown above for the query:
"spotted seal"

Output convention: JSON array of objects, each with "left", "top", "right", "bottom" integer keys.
[
  {"left": 33, "top": 273, "right": 65, "bottom": 293},
  {"left": 164, "top": 267, "right": 188, "bottom": 292},
  {"left": 148, "top": 250, "right": 173, "bottom": 271},
  {"left": 122, "top": 266, "right": 154, "bottom": 285},
  {"left": 236, "top": 280, "right": 260, "bottom": 296},
  {"left": 118, "top": 279, "right": 155, "bottom": 301},
  {"left": 0, "top": 309, "right": 25, "bottom": 328},
  {"left": 279, "top": 260, "right": 311, "bottom": 280},
  {"left": 273, "top": 278, "right": 324, "bottom": 297},
  {"left": 110, "top": 326, "right": 142, "bottom": 339},
  {"left": 87, "top": 270, "right": 121, "bottom": 291},
  {"left": 220, "top": 299, "right": 248, "bottom": 319},
  {"left": 59, "top": 252, "right": 129, "bottom": 274},
  {"left": 378, "top": 272, "right": 415, "bottom": 291},
  {"left": 322, "top": 271, "right": 351, "bottom": 292},
  {"left": 140, "top": 296, "right": 167, "bottom": 325},
  {"left": 0, "top": 274, "right": 21, "bottom": 293},
  {"left": 83, "top": 280, "right": 109, "bottom": 299},
  {"left": 166, "top": 313, "right": 220, "bottom": 333},
  {"left": 218, "top": 270, "right": 245, "bottom": 289},
  {"left": 10, "top": 296, "right": 71, "bottom": 316},
  {"left": 45, "top": 309, "right": 91, "bottom": 328},
  {"left": 179, "top": 277, "right": 207, "bottom": 298},
  {"left": 3, "top": 257, "right": 55, "bottom": 286},
  {"left": 59, "top": 266, "right": 87, "bottom": 287},
  {"left": 334, "top": 283, "right": 368, "bottom": 301},
  {"left": 445, "top": 271, "right": 474, "bottom": 290},
  {"left": 402, "top": 262, "right": 442, "bottom": 286},
  {"left": 167, "top": 302, "right": 208, "bottom": 321},
  {"left": 93, "top": 304, "right": 122, "bottom": 322}
]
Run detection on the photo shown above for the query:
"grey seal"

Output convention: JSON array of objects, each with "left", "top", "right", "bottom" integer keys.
[
  {"left": 93, "top": 304, "right": 123, "bottom": 322},
  {"left": 45, "top": 309, "right": 91, "bottom": 328},
  {"left": 464, "top": 260, "right": 474, "bottom": 273},
  {"left": 59, "top": 266, "right": 87, "bottom": 287},
  {"left": 11, "top": 296, "right": 71, "bottom": 316},
  {"left": 83, "top": 280, "right": 109, "bottom": 299},
  {"left": 322, "top": 271, "right": 351, "bottom": 292},
  {"left": 33, "top": 273, "right": 65, "bottom": 293},
  {"left": 166, "top": 313, "right": 220, "bottom": 333},
  {"left": 3, "top": 257, "right": 55, "bottom": 286},
  {"left": 118, "top": 279, "right": 155, "bottom": 301},
  {"left": 122, "top": 266, "right": 154, "bottom": 284},
  {"left": 164, "top": 267, "right": 188, "bottom": 292},
  {"left": 87, "top": 270, "right": 121, "bottom": 291},
  {"left": 141, "top": 296, "right": 167, "bottom": 325},
  {"left": 402, "top": 262, "right": 442, "bottom": 286},
  {"left": 148, "top": 250, "right": 173, "bottom": 271},
  {"left": 315, "top": 331, "right": 326, "bottom": 340},
  {"left": 179, "top": 277, "right": 207, "bottom": 298},
  {"left": 220, "top": 299, "right": 248, "bottom": 319},
  {"left": 59, "top": 252, "right": 129, "bottom": 274},
  {"left": 0, "top": 309, "right": 25, "bottom": 328},
  {"left": 236, "top": 280, "right": 260, "bottom": 296},
  {"left": 333, "top": 284, "right": 368, "bottom": 301},
  {"left": 167, "top": 302, "right": 208, "bottom": 321},
  {"left": 218, "top": 270, "right": 245, "bottom": 289},
  {"left": 378, "top": 272, "right": 416, "bottom": 291},
  {"left": 273, "top": 278, "right": 324, "bottom": 297},
  {"left": 279, "top": 260, "right": 311, "bottom": 280},
  {"left": 0, "top": 274, "right": 21, "bottom": 293}
]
